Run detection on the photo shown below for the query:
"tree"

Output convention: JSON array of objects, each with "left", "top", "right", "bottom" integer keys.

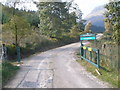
[
  {"left": 2, "top": 15, "right": 30, "bottom": 45},
  {"left": 37, "top": 1, "right": 83, "bottom": 39},
  {"left": 105, "top": 0, "right": 120, "bottom": 44},
  {"left": 84, "top": 21, "right": 92, "bottom": 33},
  {"left": 22, "top": 11, "right": 40, "bottom": 27},
  {"left": 38, "top": 2, "right": 69, "bottom": 39},
  {"left": 70, "top": 25, "right": 80, "bottom": 37},
  {"left": 104, "top": 18, "right": 113, "bottom": 33},
  {"left": 1, "top": 3, "right": 40, "bottom": 27}
]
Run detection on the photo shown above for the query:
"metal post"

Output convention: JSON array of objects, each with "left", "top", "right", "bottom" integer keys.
[
  {"left": 84, "top": 50, "right": 86, "bottom": 58},
  {"left": 94, "top": 35, "right": 96, "bottom": 47},
  {"left": 97, "top": 49, "right": 100, "bottom": 68},
  {"left": 90, "top": 51, "right": 92, "bottom": 61},
  {"left": 80, "top": 40, "right": 83, "bottom": 60},
  {"left": 17, "top": 46, "right": 21, "bottom": 63}
]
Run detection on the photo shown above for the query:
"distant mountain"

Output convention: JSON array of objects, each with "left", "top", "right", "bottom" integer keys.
[{"left": 84, "top": 5, "right": 106, "bottom": 33}]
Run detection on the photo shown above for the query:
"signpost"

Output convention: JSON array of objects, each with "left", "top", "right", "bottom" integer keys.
[
  {"left": 80, "top": 33, "right": 96, "bottom": 46},
  {"left": 80, "top": 33, "right": 100, "bottom": 68}
]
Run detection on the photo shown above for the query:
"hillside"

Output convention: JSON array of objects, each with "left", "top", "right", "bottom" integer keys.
[{"left": 84, "top": 5, "right": 106, "bottom": 33}]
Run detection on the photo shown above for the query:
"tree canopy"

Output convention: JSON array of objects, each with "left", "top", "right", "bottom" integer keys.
[
  {"left": 1, "top": 3, "right": 39, "bottom": 27},
  {"left": 37, "top": 2, "right": 84, "bottom": 39},
  {"left": 2, "top": 15, "right": 30, "bottom": 45},
  {"left": 105, "top": 0, "right": 120, "bottom": 44},
  {"left": 84, "top": 21, "right": 92, "bottom": 33}
]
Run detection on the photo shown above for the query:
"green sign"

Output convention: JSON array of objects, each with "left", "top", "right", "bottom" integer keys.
[
  {"left": 80, "top": 33, "right": 95, "bottom": 37},
  {"left": 80, "top": 37, "right": 96, "bottom": 40}
]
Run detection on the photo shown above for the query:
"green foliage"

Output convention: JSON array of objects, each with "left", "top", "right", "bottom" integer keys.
[
  {"left": 104, "top": 0, "right": 120, "bottom": 44},
  {"left": 105, "top": 0, "right": 120, "bottom": 22},
  {"left": 84, "top": 21, "right": 92, "bottom": 33},
  {"left": 104, "top": 18, "right": 113, "bottom": 33},
  {"left": 2, "top": 12, "right": 11, "bottom": 24},
  {"left": 76, "top": 53, "right": 119, "bottom": 88},
  {"left": 23, "top": 11, "right": 40, "bottom": 27},
  {"left": 1, "top": 2, "right": 84, "bottom": 61},
  {"left": 38, "top": 2, "right": 68, "bottom": 38},
  {"left": 1, "top": 4, "right": 39, "bottom": 27},
  {"left": 112, "top": 22, "right": 120, "bottom": 44},
  {"left": 7, "top": 45, "right": 17, "bottom": 60},
  {"left": 3, "top": 15, "right": 30, "bottom": 45},
  {"left": 2, "top": 61, "right": 20, "bottom": 85},
  {"left": 37, "top": 2, "right": 83, "bottom": 39},
  {"left": 70, "top": 25, "right": 81, "bottom": 37},
  {"left": 1, "top": 4, "right": 12, "bottom": 24}
]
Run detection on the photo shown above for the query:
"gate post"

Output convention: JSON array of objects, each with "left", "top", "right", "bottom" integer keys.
[
  {"left": 97, "top": 49, "right": 100, "bottom": 68},
  {"left": 17, "top": 46, "right": 21, "bottom": 63}
]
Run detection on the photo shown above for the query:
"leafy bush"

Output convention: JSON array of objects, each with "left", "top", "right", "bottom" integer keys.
[{"left": 7, "top": 45, "right": 17, "bottom": 60}]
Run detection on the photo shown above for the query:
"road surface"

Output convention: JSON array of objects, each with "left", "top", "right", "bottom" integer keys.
[{"left": 4, "top": 34, "right": 111, "bottom": 88}]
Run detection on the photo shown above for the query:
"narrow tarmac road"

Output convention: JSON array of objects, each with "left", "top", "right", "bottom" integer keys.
[{"left": 4, "top": 35, "right": 110, "bottom": 88}]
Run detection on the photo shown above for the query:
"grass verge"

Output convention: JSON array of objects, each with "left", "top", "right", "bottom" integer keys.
[
  {"left": 76, "top": 50, "right": 119, "bottom": 88},
  {"left": 2, "top": 61, "right": 20, "bottom": 86}
]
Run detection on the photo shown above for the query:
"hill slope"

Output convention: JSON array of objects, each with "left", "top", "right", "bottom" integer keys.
[{"left": 85, "top": 5, "right": 106, "bottom": 33}]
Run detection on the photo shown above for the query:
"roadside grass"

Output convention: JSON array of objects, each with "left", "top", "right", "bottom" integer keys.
[
  {"left": 76, "top": 51, "right": 119, "bottom": 88},
  {"left": 2, "top": 61, "right": 20, "bottom": 85}
]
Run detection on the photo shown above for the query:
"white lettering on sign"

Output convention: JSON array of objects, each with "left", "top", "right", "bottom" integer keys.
[{"left": 80, "top": 37, "right": 96, "bottom": 40}]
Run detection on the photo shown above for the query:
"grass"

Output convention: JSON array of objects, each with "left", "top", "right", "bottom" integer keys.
[
  {"left": 76, "top": 50, "right": 119, "bottom": 88},
  {"left": 2, "top": 61, "right": 20, "bottom": 86}
]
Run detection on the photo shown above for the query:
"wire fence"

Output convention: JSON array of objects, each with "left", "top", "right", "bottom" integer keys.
[{"left": 90, "top": 39, "right": 119, "bottom": 70}]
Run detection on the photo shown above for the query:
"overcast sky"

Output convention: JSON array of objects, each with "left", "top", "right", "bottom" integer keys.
[
  {"left": 74, "top": 0, "right": 109, "bottom": 18},
  {"left": 0, "top": 0, "right": 109, "bottom": 18}
]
